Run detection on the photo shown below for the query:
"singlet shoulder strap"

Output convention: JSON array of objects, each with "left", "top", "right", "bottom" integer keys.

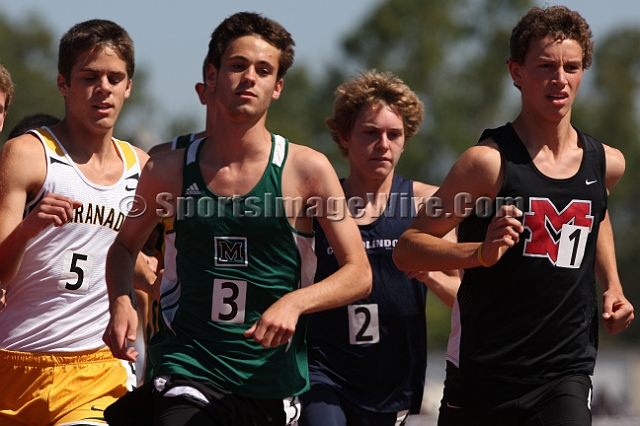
[
  {"left": 172, "top": 133, "right": 196, "bottom": 150},
  {"left": 181, "top": 137, "right": 207, "bottom": 195},
  {"left": 479, "top": 123, "right": 531, "bottom": 164},
  {"left": 576, "top": 129, "right": 607, "bottom": 204},
  {"left": 23, "top": 127, "right": 61, "bottom": 216},
  {"left": 577, "top": 129, "right": 605, "bottom": 166},
  {"left": 114, "top": 139, "right": 139, "bottom": 172},
  {"left": 271, "top": 134, "right": 287, "bottom": 168},
  {"left": 30, "top": 126, "right": 65, "bottom": 158},
  {"left": 390, "top": 173, "right": 416, "bottom": 218},
  {"left": 184, "top": 137, "right": 205, "bottom": 166}
]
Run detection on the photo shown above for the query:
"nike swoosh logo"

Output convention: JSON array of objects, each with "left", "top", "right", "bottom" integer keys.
[
  {"left": 90, "top": 406, "right": 104, "bottom": 411},
  {"left": 50, "top": 157, "right": 71, "bottom": 167},
  {"left": 446, "top": 402, "right": 462, "bottom": 409},
  {"left": 585, "top": 179, "right": 597, "bottom": 185},
  {"left": 125, "top": 172, "right": 140, "bottom": 191}
]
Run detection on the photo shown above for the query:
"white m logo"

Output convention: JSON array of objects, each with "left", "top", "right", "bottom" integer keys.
[{"left": 215, "top": 237, "right": 248, "bottom": 267}]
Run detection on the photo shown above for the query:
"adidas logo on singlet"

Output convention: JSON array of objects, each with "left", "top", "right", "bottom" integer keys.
[{"left": 185, "top": 183, "right": 201, "bottom": 195}]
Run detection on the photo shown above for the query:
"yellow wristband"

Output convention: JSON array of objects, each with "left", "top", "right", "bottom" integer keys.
[{"left": 477, "top": 242, "right": 490, "bottom": 267}]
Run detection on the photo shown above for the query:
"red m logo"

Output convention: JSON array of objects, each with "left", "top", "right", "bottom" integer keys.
[{"left": 522, "top": 198, "right": 594, "bottom": 266}]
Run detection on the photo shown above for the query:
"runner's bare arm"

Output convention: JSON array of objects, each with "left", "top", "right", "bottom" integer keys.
[
  {"left": 147, "top": 141, "right": 173, "bottom": 157},
  {"left": 596, "top": 145, "right": 633, "bottom": 334},
  {"left": 596, "top": 212, "right": 634, "bottom": 334},
  {"left": 245, "top": 147, "right": 371, "bottom": 348},
  {"left": 407, "top": 181, "right": 460, "bottom": 307},
  {"left": 126, "top": 147, "right": 160, "bottom": 299},
  {"left": 393, "top": 141, "right": 521, "bottom": 272},
  {"left": 0, "top": 135, "right": 81, "bottom": 284},
  {"left": 103, "top": 151, "right": 182, "bottom": 361}
]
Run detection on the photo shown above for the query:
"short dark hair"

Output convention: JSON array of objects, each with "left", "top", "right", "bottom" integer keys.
[
  {"left": 509, "top": 6, "right": 593, "bottom": 69},
  {"left": 58, "top": 19, "right": 135, "bottom": 83},
  {"left": 201, "top": 56, "right": 211, "bottom": 83},
  {"left": 207, "top": 12, "right": 295, "bottom": 79},
  {"left": 0, "top": 63, "right": 15, "bottom": 111},
  {"left": 8, "top": 113, "right": 60, "bottom": 139}
]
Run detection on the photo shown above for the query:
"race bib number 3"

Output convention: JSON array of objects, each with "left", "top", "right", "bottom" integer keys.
[
  {"left": 556, "top": 224, "right": 589, "bottom": 268},
  {"left": 348, "top": 303, "right": 379, "bottom": 345},
  {"left": 212, "top": 278, "right": 247, "bottom": 323},
  {"left": 58, "top": 250, "right": 94, "bottom": 293}
]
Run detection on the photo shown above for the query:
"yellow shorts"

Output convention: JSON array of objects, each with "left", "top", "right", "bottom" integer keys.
[{"left": 0, "top": 348, "right": 136, "bottom": 426}]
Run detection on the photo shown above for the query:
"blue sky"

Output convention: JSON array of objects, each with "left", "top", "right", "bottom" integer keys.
[
  {"left": 1, "top": 0, "right": 380, "bottom": 132},
  {"left": 1, "top": 0, "right": 639, "bottom": 138}
]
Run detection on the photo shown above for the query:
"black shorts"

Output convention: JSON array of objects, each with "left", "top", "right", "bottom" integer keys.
[
  {"left": 438, "top": 362, "right": 592, "bottom": 426},
  {"left": 106, "top": 374, "right": 301, "bottom": 426},
  {"left": 152, "top": 375, "right": 301, "bottom": 426}
]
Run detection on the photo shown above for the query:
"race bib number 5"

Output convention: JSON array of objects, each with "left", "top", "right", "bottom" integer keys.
[
  {"left": 58, "top": 250, "right": 94, "bottom": 293},
  {"left": 348, "top": 303, "right": 379, "bottom": 345},
  {"left": 212, "top": 278, "right": 247, "bottom": 323}
]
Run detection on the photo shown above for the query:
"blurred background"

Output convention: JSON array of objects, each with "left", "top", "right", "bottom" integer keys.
[{"left": 1, "top": 0, "right": 639, "bottom": 422}]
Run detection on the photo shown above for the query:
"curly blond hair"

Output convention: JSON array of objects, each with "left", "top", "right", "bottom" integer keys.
[
  {"left": 0, "top": 63, "right": 15, "bottom": 111},
  {"left": 326, "top": 70, "right": 424, "bottom": 157}
]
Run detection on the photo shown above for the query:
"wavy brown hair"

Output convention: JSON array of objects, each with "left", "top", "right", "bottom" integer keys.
[{"left": 509, "top": 6, "right": 593, "bottom": 69}]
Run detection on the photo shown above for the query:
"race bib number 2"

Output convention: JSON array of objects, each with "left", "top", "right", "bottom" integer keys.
[
  {"left": 348, "top": 303, "right": 379, "bottom": 345},
  {"left": 58, "top": 250, "right": 94, "bottom": 293}
]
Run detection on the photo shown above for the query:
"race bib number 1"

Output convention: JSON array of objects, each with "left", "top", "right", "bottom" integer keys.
[
  {"left": 556, "top": 224, "right": 589, "bottom": 268},
  {"left": 212, "top": 278, "right": 247, "bottom": 323},
  {"left": 348, "top": 303, "right": 379, "bottom": 345}
]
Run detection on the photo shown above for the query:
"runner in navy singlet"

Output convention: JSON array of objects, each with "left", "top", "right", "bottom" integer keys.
[{"left": 300, "top": 70, "right": 459, "bottom": 426}]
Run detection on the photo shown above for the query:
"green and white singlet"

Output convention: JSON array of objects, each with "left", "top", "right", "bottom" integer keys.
[{"left": 149, "top": 134, "right": 317, "bottom": 399}]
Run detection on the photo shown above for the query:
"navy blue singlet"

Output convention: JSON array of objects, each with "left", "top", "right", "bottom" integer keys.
[{"left": 306, "top": 174, "right": 427, "bottom": 414}]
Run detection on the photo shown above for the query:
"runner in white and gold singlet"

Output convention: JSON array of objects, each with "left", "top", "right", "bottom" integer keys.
[
  {"left": 0, "top": 19, "right": 148, "bottom": 426},
  {"left": 0, "top": 127, "right": 140, "bottom": 425}
]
